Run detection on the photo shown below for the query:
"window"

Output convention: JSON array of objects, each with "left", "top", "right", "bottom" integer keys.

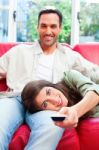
[
  {"left": 1, "top": 0, "right": 99, "bottom": 44},
  {"left": 0, "top": 0, "right": 9, "bottom": 42},
  {"left": 79, "top": 0, "right": 99, "bottom": 43}
]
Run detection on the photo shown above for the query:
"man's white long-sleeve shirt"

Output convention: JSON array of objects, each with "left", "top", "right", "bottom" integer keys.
[{"left": 0, "top": 41, "right": 99, "bottom": 95}]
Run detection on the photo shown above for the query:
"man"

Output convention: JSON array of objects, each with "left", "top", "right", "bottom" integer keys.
[{"left": 0, "top": 8, "right": 99, "bottom": 150}]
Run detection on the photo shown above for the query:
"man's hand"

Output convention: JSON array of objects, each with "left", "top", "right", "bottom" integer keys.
[{"left": 54, "top": 107, "right": 78, "bottom": 129}]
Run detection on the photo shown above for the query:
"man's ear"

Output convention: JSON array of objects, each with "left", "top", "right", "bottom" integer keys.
[
  {"left": 37, "top": 27, "right": 38, "bottom": 31},
  {"left": 59, "top": 26, "right": 62, "bottom": 33}
]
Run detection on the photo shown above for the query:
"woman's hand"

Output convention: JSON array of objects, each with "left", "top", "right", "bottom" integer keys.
[
  {"left": 54, "top": 107, "right": 78, "bottom": 129},
  {"left": 54, "top": 91, "right": 99, "bottom": 128}
]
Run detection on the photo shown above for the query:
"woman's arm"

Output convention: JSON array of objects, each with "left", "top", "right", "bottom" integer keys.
[
  {"left": 71, "top": 90, "right": 99, "bottom": 118},
  {"left": 54, "top": 70, "right": 99, "bottom": 128},
  {"left": 55, "top": 91, "right": 99, "bottom": 128}
]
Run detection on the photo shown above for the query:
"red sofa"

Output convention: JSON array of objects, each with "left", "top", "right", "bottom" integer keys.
[{"left": 0, "top": 43, "right": 99, "bottom": 150}]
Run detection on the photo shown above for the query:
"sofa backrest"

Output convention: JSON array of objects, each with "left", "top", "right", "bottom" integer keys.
[
  {"left": 73, "top": 43, "right": 99, "bottom": 65},
  {"left": 0, "top": 43, "right": 17, "bottom": 57}
]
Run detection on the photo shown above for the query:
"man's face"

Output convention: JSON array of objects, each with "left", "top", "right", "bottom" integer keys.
[{"left": 37, "top": 13, "right": 61, "bottom": 48}]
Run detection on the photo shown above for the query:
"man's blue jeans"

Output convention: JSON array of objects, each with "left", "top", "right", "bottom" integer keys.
[
  {"left": 0, "top": 96, "right": 25, "bottom": 150},
  {"left": 0, "top": 96, "right": 64, "bottom": 150}
]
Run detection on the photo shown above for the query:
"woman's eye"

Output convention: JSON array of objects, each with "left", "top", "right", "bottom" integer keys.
[
  {"left": 46, "top": 89, "right": 51, "bottom": 95},
  {"left": 42, "top": 101, "right": 48, "bottom": 108}
]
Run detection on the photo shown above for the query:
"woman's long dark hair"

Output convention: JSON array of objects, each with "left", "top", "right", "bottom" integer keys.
[
  {"left": 21, "top": 80, "right": 59, "bottom": 113},
  {"left": 21, "top": 79, "right": 93, "bottom": 118}
]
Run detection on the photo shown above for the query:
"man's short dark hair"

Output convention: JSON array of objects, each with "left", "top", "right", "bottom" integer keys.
[{"left": 38, "top": 8, "right": 63, "bottom": 26}]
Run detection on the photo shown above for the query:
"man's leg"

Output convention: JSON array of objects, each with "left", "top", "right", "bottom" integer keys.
[
  {"left": 0, "top": 96, "right": 25, "bottom": 150},
  {"left": 25, "top": 111, "right": 64, "bottom": 150}
]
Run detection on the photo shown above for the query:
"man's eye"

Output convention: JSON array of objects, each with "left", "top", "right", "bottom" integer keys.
[
  {"left": 51, "top": 25, "right": 57, "bottom": 29},
  {"left": 42, "top": 101, "right": 48, "bottom": 108},
  {"left": 41, "top": 25, "right": 46, "bottom": 28}
]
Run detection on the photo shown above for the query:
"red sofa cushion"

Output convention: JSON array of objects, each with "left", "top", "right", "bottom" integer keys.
[
  {"left": 56, "top": 129, "right": 80, "bottom": 150},
  {"left": 77, "top": 118, "right": 99, "bottom": 150},
  {"left": 9, "top": 125, "right": 30, "bottom": 150},
  {"left": 9, "top": 127, "right": 80, "bottom": 150}
]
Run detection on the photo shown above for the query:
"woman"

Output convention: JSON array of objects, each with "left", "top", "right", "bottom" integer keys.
[{"left": 21, "top": 70, "right": 99, "bottom": 128}]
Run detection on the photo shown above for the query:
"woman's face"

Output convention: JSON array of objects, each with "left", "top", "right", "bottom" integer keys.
[{"left": 35, "top": 86, "right": 68, "bottom": 111}]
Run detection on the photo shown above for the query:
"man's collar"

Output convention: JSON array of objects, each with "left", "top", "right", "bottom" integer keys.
[{"left": 32, "top": 41, "right": 66, "bottom": 54}]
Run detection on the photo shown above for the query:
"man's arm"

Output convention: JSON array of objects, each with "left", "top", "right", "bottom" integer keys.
[{"left": 0, "top": 52, "right": 8, "bottom": 79}]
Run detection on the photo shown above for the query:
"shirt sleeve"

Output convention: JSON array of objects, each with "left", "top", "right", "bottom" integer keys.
[
  {"left": 0, "top": 53, "right": 8, "bottom": 79},
  {"left": 0, "top": 45, "right": 18, "bottom": 79},
  {"left": 63, "top": 70, "right": 99, "bottom": 96}
]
